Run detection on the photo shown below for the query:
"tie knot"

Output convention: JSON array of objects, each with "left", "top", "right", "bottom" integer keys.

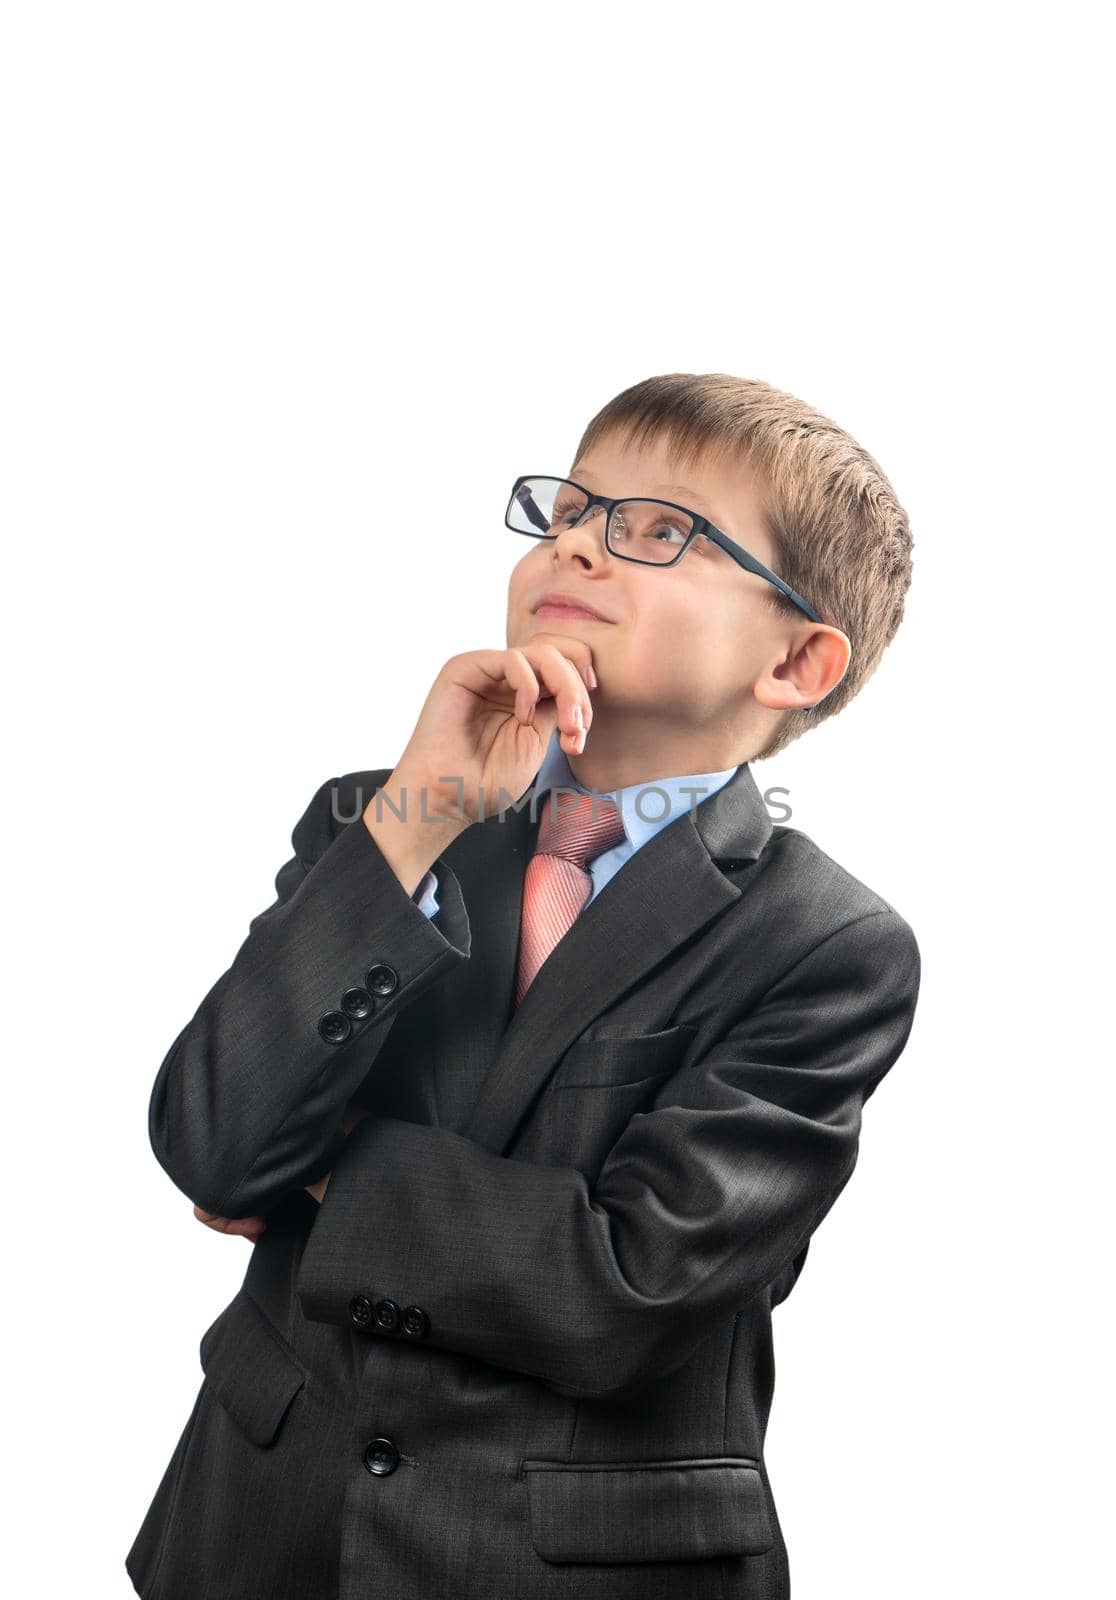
[{"left": 535, "top": 788, "right": 626, "bottom": 870}]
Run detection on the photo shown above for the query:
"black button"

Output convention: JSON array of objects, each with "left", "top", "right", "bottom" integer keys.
[
  {"left": 373, "top": 1298, "right": 399, "bottom": 1333},
  {"left": 349, "top": 1293, "right": 375, "bottom": 1330},
  {"left": 319, "top": 1011, "right": 352, "bottom": 1045},
  {"left": 401, "top": 1305, "right": 429, "bottom": 1339},
  {"left": 340, "top": 986, "right": 374, "bottom": 1020},
  {"left": 363, "top": 1436, "right": 399, "bottom": 1475},
  {"left": 365, "top": 963, "right": 398, "bottom": 997}
]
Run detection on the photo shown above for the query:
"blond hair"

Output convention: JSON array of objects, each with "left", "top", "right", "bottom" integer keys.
[{"left": 571, "top": 372, "right": 914, "bottom": 760}]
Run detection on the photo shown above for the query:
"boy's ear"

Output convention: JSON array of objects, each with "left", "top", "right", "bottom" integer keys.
[{"left": 756, "top": 624, "right": 851, "bottom": 712}]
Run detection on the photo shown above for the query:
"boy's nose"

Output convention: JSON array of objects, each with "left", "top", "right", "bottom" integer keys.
[{"left": 555, "top": 504, "right": 609, "bottom": 558}]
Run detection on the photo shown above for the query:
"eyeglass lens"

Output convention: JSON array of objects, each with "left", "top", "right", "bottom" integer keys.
[{"left": 508, "top": 476, "right": 695, "bottom": 564}]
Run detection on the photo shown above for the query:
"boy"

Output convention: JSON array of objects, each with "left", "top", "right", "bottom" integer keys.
[{"left": 126, "top": 372, "right": 920, "bottom": 1600}]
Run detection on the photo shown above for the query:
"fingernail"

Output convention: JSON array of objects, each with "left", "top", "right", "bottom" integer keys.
[
  {"left": 587, "top": 665, "right": 598, "bottom": 688},
  {"left": 573, "top": 703, "right": 583, "bottom": 730}
]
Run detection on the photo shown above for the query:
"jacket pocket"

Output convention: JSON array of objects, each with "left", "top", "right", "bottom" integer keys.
[
  {"left": 521, "top": 1455, "right": 774, "bottom": 1563},
  {"left": 550, "top": 1023, "right": 698, "bottom": 1090},
  {"left": 198, "top": 1287, "right": 307, "bottom": 1448}
]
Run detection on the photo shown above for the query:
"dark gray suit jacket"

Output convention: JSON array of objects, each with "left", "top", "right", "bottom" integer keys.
[{"left": 125, "top": 760, "right": 921, "bottom": 1600}]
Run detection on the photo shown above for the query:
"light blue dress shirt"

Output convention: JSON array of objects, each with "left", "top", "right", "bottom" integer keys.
[{"left": 409, "top": 728, "right": 740, "bottom": 920}]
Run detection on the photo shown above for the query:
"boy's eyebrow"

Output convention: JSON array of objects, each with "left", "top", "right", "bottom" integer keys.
[
  {"left": 655, "top": 482, "right": 717, "bottom": 514},
  {"left": 574, "top": 471, "right": 734, "bottom": 535},
  {"left": 653, "top": 483, "right": 738, "bottom": 538}
]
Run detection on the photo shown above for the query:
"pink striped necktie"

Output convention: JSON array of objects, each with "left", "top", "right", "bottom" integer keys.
[{"left": 515, "top": 788, "right": 627, "bottom": 1006}]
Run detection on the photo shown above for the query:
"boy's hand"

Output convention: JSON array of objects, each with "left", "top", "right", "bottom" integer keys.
[
  {"left": 193, "top": 1206, "right": 267, "bottom": 1243},
  {"left": 193, "top": 1103, "right": 372, "bottom": 1233},
  {"left": 378, "top": 635, "right": 597, "bottom": 834}
]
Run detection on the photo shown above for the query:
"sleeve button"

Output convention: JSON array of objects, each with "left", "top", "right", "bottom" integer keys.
[
  {"left": 401, "top": 1305, "right": 429, "bottom": 1339},
  {"left": 341, "top": 986, "right": 374, "bottom": 1019},
  {"left": 319, "top": 1011, "right": 352, "bottom": 1045},
  {"left": 349, "top": 1293, "right": 375, "bottom": 1330},
  {"left": 365, "top": 963, "right": 399, "bottom": 997},
  {"left": 373, "top": 1298, "right": 400, "bottom": 1333}
]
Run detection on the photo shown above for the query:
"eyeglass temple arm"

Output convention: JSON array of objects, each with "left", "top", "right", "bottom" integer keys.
[
  {"left": 701, "top": 524, "right": 823, "bottom": 625},
  {"left": 515, "top": 484, "right": 552, "bottom": 537}
]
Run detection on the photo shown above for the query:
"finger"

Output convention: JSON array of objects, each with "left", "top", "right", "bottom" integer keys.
[
  {"left": 451, "top": 649, "right": 539, "bottom": 727},
  {"left": 194, "top": 1204, "right": 266, "bottom": 1238},
  {"left": 448, "top": 645, "right": 586, "bottom": 745},
  {"left": 525, "top": 636, "right": 596, "bottom": 714},
  {"left": 518, "top": 630, "right": 594, "bottom": 700},
  {"left": 533, "top": 652, "right": 589, "bottom": 754},
  {"left": 520, "top": 639, "right": 593, "bottom": 752},
  {"left": 524, "top": 631, "right": 596, "bottom": 692},
  {"left": 501, "top": 648, "right": 542, "bottom": 726}
]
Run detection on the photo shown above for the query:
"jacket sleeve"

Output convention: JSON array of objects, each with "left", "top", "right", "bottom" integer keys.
[
  {"left": 294, "top": 906, "right": 920, "bottom": 1400},
  {"left": 146, "top": 775, "right": 470, "bottom": 1219}
]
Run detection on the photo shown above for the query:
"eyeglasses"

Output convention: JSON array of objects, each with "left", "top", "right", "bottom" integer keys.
[{"left": 505, "top": 473, "right": 823, "bottom": 624}]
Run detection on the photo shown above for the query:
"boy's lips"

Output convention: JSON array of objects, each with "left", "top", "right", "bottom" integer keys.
[{"left": 532, "top": 591, "right": 614, "bottom": 622}]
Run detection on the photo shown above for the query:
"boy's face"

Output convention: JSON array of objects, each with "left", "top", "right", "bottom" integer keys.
[{"left": 505, "top": 428, "right": 819, "bottom": 772}]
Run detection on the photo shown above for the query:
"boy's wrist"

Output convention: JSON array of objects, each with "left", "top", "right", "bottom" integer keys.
[{"left": 361, "top": 778, "right": 470, "bottom": 896}]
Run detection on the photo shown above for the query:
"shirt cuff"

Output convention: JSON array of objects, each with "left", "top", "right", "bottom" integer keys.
[{"left": 412, "top": 867, "right": 440, "bottom": 919}]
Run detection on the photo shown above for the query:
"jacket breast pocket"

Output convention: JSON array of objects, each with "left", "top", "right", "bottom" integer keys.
[
  {"left": 522, "top": 1456, "right": 775, "bottom": 1563},
  {"left": 549, "top": 1023, "right": 698, "bottom": 1091},
  {"left": 515, "top": 1024, "right": 699, "bottom": 1182},
  {"left": 198, "top": 1287, "right": 307, "bottom": 1448}
]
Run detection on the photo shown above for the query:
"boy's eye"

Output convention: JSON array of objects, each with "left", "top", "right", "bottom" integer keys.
[
  {"left": 547, "top": 496, "right": 694, "bottom": 556},
  {"left": 612, "top": 509, "right": 690, "bottom": 548}
]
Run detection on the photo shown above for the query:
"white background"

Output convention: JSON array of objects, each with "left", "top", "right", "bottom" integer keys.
[{"left": 4, "top": 3, "right": 1111, "bottom": 1595}]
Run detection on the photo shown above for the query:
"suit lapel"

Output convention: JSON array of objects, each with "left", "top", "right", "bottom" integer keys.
[{"left": 450, "top": 761, "right": 774, "bottom": 1156}]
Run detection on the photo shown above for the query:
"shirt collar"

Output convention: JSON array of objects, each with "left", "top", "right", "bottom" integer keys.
[{"left": 531, "top": 727, "right": 741, "bottom": 852}]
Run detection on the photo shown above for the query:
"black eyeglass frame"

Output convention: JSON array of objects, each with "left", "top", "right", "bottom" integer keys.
[{"left": 506, "top": 473, "right": 823, "bottom": 625}]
